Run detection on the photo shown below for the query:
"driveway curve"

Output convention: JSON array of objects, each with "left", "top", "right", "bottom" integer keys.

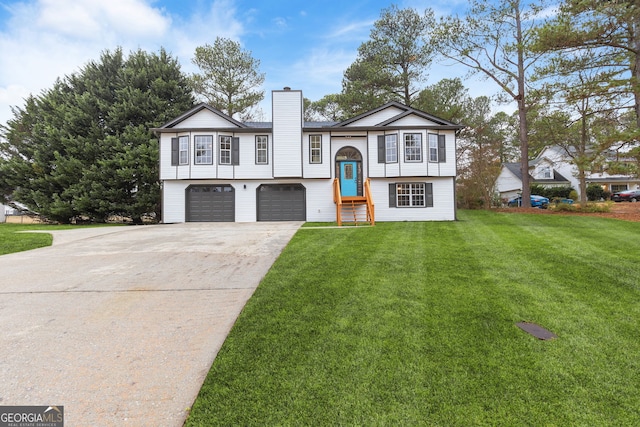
[{"left": 0, "top": 222, "right": 301, "bottom": 426}]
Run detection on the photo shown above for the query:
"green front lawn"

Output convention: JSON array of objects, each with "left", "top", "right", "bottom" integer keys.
[
  {"left": 187, "top": 210, "right": 640, "bottom": 426},
  {"left": 0, "top": 223, "right": 119, "bottom": 255}
]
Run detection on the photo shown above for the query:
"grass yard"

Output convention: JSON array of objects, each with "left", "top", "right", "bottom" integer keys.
[
  {"left": 0, "top": 223, "right": 119, "bottom": 255},
  {"left": 186, "top": 210, "right": 640, "bottom": 426},
  {"left": 0, "top": 223, "right": 55, "bottom": 255}
]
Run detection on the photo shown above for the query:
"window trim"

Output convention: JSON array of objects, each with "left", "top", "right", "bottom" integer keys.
[
  {"left": 255, "top": 135, "right": 269, "bottom": 165},
  {"left": 541, "top": 166, "right": 551, "bottom": 179},
  {"left": 310, "top": 134, "right": 322, "bottom": 164},
  {"left": 385, "top": 134, "right": 398, "bottom": 163},
  {"left": 194, "top": 135, "right": 213, "bottom": 165},
  {"left": 389, "top": 182, "right": 433, "bottom": 208},
  {"left": 404, "top": 133, "right": 422, "bottom": 162},
  {"left": 428, "top": 133, "right": 438, "bottom": 163},
  {"left": 219, "top": 135, "right": 232, "bottom": 165}
]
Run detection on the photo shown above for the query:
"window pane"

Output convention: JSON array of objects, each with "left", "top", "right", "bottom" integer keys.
[
  {"left": 179, "top": 136, "right": 189, "bottom": 165},
  {"left": 396, "top": 183, "right": 426, "bottom": 207},
  {"left": 220, "top": 136, "right": 231, "bottom": 164},
  {"left": 429, "top": 134, "right": 438, "bottom": 162},
  {"left": 386, "top": 134, "right": 397, "bottom": 163},
  {"left": 195, "top": 135, "right": 212, "bottom": 164},
  {"left": 256, "top": 136, "right": 268, "bottom": 164},
  {"left": 405, "top": 133, "right": 422, "bottom": 162},
  {"left": 345, "top": 163, "right": 353, "bottom": 179},
  {"left": 310, "top": 135, "right": 322, "bottom": 164}
]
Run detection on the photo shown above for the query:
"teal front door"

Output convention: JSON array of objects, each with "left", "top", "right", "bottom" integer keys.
[{"left": 340, "top": 161, "right": 358, "bottom": 196}]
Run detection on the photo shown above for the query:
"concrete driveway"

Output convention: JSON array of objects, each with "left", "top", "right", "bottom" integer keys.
[{"left": 0, "top": 222, "right": 301, "bottom": 426}]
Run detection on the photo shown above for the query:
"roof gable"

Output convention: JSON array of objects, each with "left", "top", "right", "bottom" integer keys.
[
  {"left": 159, "top": 103, "right": 246, "bottom": 129},
  {"left": 334, "top": 101, "right": 463, "bottom": 129}
]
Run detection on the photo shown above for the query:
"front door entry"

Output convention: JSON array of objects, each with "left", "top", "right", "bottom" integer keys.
[{"left": 340, "top": 161, "right": 358, "bottom": 196}]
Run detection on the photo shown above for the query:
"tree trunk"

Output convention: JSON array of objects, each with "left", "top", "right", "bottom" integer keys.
[
  {"left": 633, "top": 14, "right": 640, "bottom": 128},
  {"left": 516, "top": 1, "right": 531, "bottom": 208},
  {"left": 577, "top": 168, "right": 587, "bottom": 207}
]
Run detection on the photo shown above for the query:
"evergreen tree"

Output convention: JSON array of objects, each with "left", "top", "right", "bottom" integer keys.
[
  {"left": 340, "top": 5, "right": 436, "bottom": 116},
  {"left": 0, "top": 48, "right": 194, "bottom": 223},
  {"left": 190, "top": 37, "right": 265, "bottom": 119}
]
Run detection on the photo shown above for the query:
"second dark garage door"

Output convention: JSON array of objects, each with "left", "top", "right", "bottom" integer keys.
[
  {"left": 257, "top": 184, "right": 306, "bottom": 221},
  {"left": 186, "top": 185, "right": 234, "bottom": 222}
]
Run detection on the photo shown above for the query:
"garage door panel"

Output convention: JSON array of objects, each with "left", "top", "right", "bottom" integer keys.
[
  {"left": 186, "top": 185, "right": 234, "bottom": 222},
  {"left": 257, "top": 184, "right": 306, "bottom": 221}
]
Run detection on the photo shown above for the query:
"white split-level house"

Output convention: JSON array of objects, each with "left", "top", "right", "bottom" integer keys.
[{"left": 154, "top": 88, "right": 463, "bottom": 224}]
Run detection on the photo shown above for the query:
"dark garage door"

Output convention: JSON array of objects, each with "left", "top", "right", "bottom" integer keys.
[
  {"left": 257, "top": 184, "right": 306, "bottom": 221},
  {"left": 186, "top": 185, "right": 234, "bottom": 222}
]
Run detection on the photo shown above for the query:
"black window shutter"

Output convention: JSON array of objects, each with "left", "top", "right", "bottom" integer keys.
[
  {"left": 232, "top": 137, "right": 240, "bottom": 165},
  {"left": 171, "top": 137, "right": 179, "bottom": 166},
  {"left": 378, "top": 135, "right": 386, "bottom": 163},
  {"left": 438, "top": 135, "right": 446, "bottom": 163},
  {"left": 389, "top": 183, "right": 396, "bottom": 207},
  {"left": 426, "top": 183, "right": 434, "bottom": 207}
]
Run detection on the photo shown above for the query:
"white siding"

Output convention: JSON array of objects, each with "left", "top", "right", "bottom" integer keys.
[
  {"left": 273, "top": 90, "right": 303, "bottom": 177},
  {"left": 174, "top": 109, "right": 241, "bottom": 128},
  {"left": 438, "top": 132, "right": 457, "bottom": 177},
  {"left": 537, "top": 146, "right": 580, "bottom": 194},
  {"left": 399, "top": 130, "right": 426, "bottom": 177},
  {"left": 235, "top": 134, "right": 274, "bottom": 179},
  {"left": 345, "top": 106, "right": 404, "bottom": 126},
  {"left": 159, "top": 133, "right": 174, "bottom": 180},
  {"left": 368, "top": 132, "right": 385, "bottom": 178},
  {"left": 163, "top": 177, "right": 456, "bottom": 223},
  {"left": 162, "top": 181, "right": 187, "bottom": 223},
  {"left": 303, "top": 180, "right": 337, "bottom": 222},
  {"left": 159, "top": 132, "right": 194, "bottom": 180},
  {"left": 370, "top": 177, "right": 456, "bottom": 221},
  {"left": 390, "top": 114, "right": 438, "bottom": 126},
  {"left": 495, "top": 167, "right": 522, "bottom": 200},
  {"left": 302, "top": 132, "right": 332, "bottom": 178}
]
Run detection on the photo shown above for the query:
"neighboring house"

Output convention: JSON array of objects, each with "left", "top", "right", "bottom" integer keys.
[
  {"left": 496, "top": 145, "right": 640, "bottom": 200},
  {"left": 154, "top": 88, "right": 463, "bottom": 224},
  {"left": 0, "top": 204, "right": 5, "bottom": 223},
  {"left": 496, "top": 158, "right": 571, "bottom": 201}
]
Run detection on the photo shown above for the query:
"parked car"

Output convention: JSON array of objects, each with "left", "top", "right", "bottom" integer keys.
[
  {"left": 611, "top": 189, "right": 640, "bottom": 202},
  {"left": 507, "top": 195, "right": 550, "bottom": 209}
]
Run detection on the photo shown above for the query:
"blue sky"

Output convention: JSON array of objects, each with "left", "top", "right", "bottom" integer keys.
[{"left": 0, "top": 0, "right": 474, "bottom": 125}]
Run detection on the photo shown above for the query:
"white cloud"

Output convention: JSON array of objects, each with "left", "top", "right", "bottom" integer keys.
[
  {"left": 36, "top": 0, "right": 170, "bottom": 40},
  {"left": 272, "top": 16, "right": 287, "bottom": 29},
  {"left": 0, "top": 0, "right": 245, "bottom": 126},
  {"left": 326, "top": 20, "right": 374, "bottom": 40}
]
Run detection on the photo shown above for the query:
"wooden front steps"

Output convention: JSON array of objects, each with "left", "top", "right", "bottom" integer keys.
[{"left": 333, "top": 179, "right": 375, "bottom": 227}]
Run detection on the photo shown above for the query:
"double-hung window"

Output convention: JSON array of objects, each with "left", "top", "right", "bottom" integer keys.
[
  {"left": 256, "top": 135, "right": 268, "bottom": 164},
  {"left": 386, "top": 134, "right": 398, "bottom": 163},
  {"left": 310, "top": 135, "right": 322, "bottom": 164},
  {"left": 194, "top": 135, "right": 213, "bottom": 165},
  {"left": 179, "top": 136, "right": 189, "bottom": 165},
  {"left": 219, "top": 135, "right": 232, "bottom": 165},
  {"left": 429, "top": 134, "right": 438, "bottom": 162},
  {"left": 404, "top": 133, "right": 422, "bottom": 162},
  {"left": 377, "top": 134, "right": 398, "bottom": 163},
  {"left": 171, "top": 136, "right": 190, "bottom": 166},
  {"left": 389, "top": 183, "right": 433, "bottom": 208},
  {"left": 428, "top": 133, "right": 446, "bottom": 163}
]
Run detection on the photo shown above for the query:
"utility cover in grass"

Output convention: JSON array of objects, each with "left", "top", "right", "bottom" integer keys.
[{"left": 516, "top": 322, "right": 557, "bottom": 340}]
